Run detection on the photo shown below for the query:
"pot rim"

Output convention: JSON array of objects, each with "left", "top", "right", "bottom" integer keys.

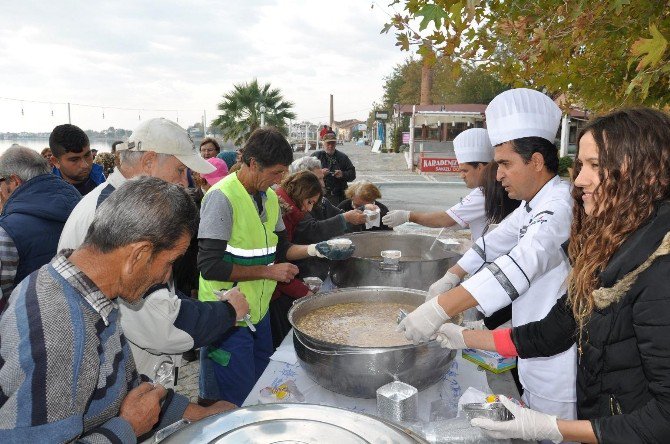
[
  {"left": 288, "top": 285, "right": 439, "bottom": 351},
  {"left": 336, "top": 231, "right": 457, "bottom": 263}
]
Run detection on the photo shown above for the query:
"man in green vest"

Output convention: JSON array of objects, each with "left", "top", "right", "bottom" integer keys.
[{"left": 197, "top": 127, "right": 350, "bottom": 405}]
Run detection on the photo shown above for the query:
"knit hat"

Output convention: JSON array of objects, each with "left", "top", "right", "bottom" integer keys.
[{"left": 201, "top": 157, "right": 229, "bottom": 186}]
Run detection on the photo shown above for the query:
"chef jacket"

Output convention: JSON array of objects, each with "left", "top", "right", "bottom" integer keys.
[
  {"left": 458, "top": 175, "right": 577, "bottom": 403},
  {"left": 446, "top": 187, "right": 487, "bottom": 241}
]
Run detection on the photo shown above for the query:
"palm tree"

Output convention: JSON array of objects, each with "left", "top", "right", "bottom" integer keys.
[{"left": 212, "top": 79, "right": 297, "bottom": 145}]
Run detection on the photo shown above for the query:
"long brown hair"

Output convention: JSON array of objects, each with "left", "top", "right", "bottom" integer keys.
[
  {"left": 280, "top": 170, "right": 322, "bottom": 211},
  {"left": 568, "top": 108, "right": 670, "bottom": 330}
]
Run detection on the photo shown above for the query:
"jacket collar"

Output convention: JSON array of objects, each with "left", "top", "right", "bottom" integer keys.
[
  {"left": 522, "top": 175, "right": 561, "bottom": 213},
  {"left": 593, "top": 200, "right": 670, "bottom": 308}
]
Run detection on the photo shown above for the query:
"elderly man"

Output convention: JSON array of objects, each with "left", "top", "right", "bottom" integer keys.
[
  {"left": 0, "top": 145, "right": 80, "bottom": 313},
  {"left": 57, "top": 118, "right": 247, "bottom": 387},
  {"left": 311, "top": 130, "right": 355, "bottom": 205},
  {"left": 0, "top": 177, "right": 234, "bottom": 443},
  {"left": 398, "top": 88, "right": 577, "bottom": 423},
  {"left": 50, "top": 124, "right": 106, "bottom": 195}
]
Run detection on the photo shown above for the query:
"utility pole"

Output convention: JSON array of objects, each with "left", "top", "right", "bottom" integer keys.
[
  {"left": 260, "top": 105, "right": 266, "bottom": 128},
  {"left": 67, "top": 102, "right": 71, "bottom": 124},
  {"left": 203, "top": 110, "right": 206, "bottom": 135},
  {"left": 329, "top": 94, "right": 334, "bottom": 128}
]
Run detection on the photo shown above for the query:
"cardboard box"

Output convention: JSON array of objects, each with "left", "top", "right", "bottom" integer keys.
[{"left": 462, "top": 349, "right": 517, "bottom": 374}]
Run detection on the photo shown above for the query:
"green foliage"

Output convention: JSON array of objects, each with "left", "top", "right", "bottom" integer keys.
[
  {"left": 384, "top": 0, "right": 670, "bottom": 112},
  {"left": 389, "top": 126, "right": 403, "bottom": 153},
  {"left": 212, "top": 79, "right": 296, "bottom": 146},
  {"left": 380, "top": 56, "right": 508, "bottom": 108},
  {"left": 558, "top": 156, "right": 574, "bottom": 177}
]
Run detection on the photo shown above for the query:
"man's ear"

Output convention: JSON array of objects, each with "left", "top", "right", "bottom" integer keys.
[
  {"left": 122, "top": 241, "right": 153, "bottom": 276},
  {"left": 531, "top": 152, "right": 545, "bottom": 171},
  {"left": 139, "top": 151, "right": 157, "bottom": 175}
]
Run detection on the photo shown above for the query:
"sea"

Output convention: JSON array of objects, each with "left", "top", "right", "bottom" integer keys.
[{"left": 0, "top": 138, "right": 116, "bottom": 154}]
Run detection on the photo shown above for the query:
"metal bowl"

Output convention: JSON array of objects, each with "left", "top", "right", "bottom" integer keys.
[
  {"left": 156, "top": 403, "right": 429, "bottom": 443},
  {"left": 329, "top": 232, "right": 461, "bottom": 291},
  {"left": 462, "top": 402, "right": 514, "bottom": 421},
  {"left": 289, "top": 286, "right": 457, "bottom": 398}
]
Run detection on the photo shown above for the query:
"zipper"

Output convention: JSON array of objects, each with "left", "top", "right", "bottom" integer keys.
[{"left": 609, "top": 394, "right": 623, "bottom": 415}]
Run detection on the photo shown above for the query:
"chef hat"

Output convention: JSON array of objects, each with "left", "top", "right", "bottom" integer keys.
[
  {"left": 453, "top": 128, "right": 493, "bottom": 163},
  {"left": 485, "top": 88, "right": 562, "bottom": 146}
]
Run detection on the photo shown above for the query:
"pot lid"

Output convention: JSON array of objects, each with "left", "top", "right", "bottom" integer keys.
[{"left": 159, "top": 403, "right": 426, "bottom": 443}]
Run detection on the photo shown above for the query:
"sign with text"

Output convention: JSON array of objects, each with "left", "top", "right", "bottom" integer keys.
[
  {"left": 402, "top": 132, "right": 410, "bottom": 144},
  {"left": 419, "top": 156, "right": 459, "bottom": 173},
  {"left": 375, "top": 111, "right": 389, "bottom": 120}
]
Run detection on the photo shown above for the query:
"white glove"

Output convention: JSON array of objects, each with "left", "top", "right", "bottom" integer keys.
[
  {"left": 396, "top": 298, "right": 450, "bottom": 344},
  {"left": 382, "top": 210, "right": 410, "bottom": 227},
  {"left": 436, "top": 322, "right": 468, "bottom": 349},
  {"left": 307, "top": 244, "right": 326, "bottom": 258},
  {"left": 427, "top": 271, "right": 461, "bottom": 300},
  {"left": 471, "top": 395, "right": 563, "bottom": 443}
]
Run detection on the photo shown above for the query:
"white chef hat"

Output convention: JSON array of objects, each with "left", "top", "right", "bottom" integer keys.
[
  {"left": 453, "top": 128, "right": 493, "bottom": 163},
  {"left": 485, "top": 88, "right": 562, "bottom": 146}
]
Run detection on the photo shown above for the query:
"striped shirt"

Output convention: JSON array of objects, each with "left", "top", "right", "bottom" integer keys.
[{"left": 0, "top": 227, "right": 18, "bottom": 314}]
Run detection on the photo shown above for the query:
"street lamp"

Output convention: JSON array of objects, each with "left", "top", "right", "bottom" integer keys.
[{"left": 260, "top": 105, "right": 267, "bottom": 128}]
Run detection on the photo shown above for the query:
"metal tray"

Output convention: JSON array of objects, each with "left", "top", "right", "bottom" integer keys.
[{"left": 159, "top": 403, "right": 428, "bottom": 443}]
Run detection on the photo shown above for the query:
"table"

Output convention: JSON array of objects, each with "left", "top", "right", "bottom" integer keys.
[{"left": 243, "top": 331, "right": 519, "bottom": 423}]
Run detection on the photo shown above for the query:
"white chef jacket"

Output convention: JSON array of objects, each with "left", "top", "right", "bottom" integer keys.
[
  {"left": 458, "top": 176, "right": 577, "bottom": 403},
  {"left": 446, "top": 187, "right": 487, "bottom": 241}
]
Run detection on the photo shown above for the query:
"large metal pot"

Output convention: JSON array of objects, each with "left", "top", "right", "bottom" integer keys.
[
  {"left": 289, "top": 286, "right": 457, "bottom": 398},
  {"left": 330, "top": 232, "right": 461, "bottom": 291},
  {"left": 156, "top": 403, "right": 428, "bottom": 443}
]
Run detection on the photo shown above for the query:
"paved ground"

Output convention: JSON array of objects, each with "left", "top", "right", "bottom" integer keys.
[{"left": 174, "top": 141, "right": 471, "bottom": 403}]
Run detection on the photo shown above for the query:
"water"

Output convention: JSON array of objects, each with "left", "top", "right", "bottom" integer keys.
[{"left": 0, "top": 138, "right": 118, "bottom": 154}]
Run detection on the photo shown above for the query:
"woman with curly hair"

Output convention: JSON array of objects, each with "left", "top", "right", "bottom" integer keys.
[{"left": 437, "top": 107, "right": 670, "bottom": 443}]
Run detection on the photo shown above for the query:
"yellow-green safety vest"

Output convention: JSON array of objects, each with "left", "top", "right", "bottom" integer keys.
[{"left": 198, "top": 172, "right": 279, "bottom": 324}]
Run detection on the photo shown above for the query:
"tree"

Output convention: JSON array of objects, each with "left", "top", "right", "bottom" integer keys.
[
  {"left": 212, "top": 79, "right": 297, "bottom": 145},
  {"left": 380, "top": 56, "right": 507, "bottom": 108},
  {"left": 383, "top": 1, "right": 670, "bottom": 112}
]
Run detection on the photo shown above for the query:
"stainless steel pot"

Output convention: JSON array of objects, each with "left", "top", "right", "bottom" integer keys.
[
  {"left": 155, "top": 403, "right": 429, "bottom": 443},
  {"left": 329, "top": 232, "right": 461, "bottom": 291},
  {"left": 288, "top": 286, "right": 457, "bottom": 398}
]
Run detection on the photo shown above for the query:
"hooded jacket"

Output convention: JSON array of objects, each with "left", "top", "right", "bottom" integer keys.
[
  {"left": 511, "top": 200, "right": 670, "bottom": 443},
  {"left": 0, "top": 174, "right": 81, "bottom": 286}
]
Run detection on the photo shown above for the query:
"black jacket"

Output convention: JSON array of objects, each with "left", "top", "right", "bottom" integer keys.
[
  {"left": 293, "top": 197, "right": 349, "bottom": 280},
  {"left": 337, "top": 199, "right": 392, "bottom": 232},
  {"left": 311, "top": 150, "right": 356, "bottom": 200},
  {"left": 511, "top": 200, "right": 670, "bottom": 443}
]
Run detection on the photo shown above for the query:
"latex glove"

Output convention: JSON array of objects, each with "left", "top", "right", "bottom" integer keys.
[
  {"left": 396, "top": 298, "right": 450, "bottom": 344},
  {"left": 315, "top": 242, "right": 356, "bottom": 261},
  {"left": 382, "top": 210, "right": 410, "bottom": 228},
  {"left": 471, "top": 395, "right": 563, "bottom": 443},
  {"left": 427, "top": 271, "right": 461, "bottom": 301},
  {"left": 436, "top": 322, "right": 468, "bottom": 349},
  {"left": 307, "top": 244, "right": 326, "bottom": 258}
]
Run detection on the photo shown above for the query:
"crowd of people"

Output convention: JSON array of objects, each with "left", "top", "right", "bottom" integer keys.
[
  {"left": 0, "top": 116, "right": 390, "bottom": 442},
  {"left": 2, "top": 85, "right": 670, "bottom": 443}
]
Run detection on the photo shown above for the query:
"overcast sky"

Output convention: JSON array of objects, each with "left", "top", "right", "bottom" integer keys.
[{"left": 0, "top": 1, "right": 410, "bottom": 133}]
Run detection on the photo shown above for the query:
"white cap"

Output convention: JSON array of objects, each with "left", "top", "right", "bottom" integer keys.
[
  {"left": 453, "top": 128, "right": 493, "bottom": 163},
  {"left": 116, "top": 118, "right": 215, "bottom": 174},
  {"left": 485, "top": 88, "right": 562, "bottom": 146}
]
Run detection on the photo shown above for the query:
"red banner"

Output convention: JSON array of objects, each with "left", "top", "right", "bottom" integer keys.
[{"left": 419, "top": 156, "right": 459, "bottom": 173}]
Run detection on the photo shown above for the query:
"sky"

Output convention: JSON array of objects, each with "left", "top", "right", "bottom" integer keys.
[{"left": 0, "top": 0, "right": 410, "bottom": 133}]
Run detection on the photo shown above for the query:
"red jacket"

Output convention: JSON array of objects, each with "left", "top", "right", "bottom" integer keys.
[{"left": 272, "top": 187, "right": 310, "bottom": 300}]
